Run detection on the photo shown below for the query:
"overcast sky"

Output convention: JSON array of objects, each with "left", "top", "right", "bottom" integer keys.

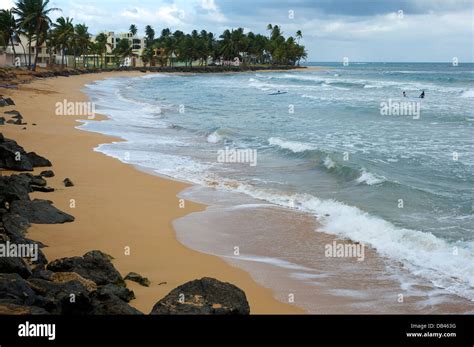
[{"left": 2, "top": 0, "right": 473, "bottom": 62}]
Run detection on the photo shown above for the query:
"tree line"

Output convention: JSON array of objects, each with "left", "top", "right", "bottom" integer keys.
[{"left": 0, "top": 0, "right": 307, "bottom": 71}]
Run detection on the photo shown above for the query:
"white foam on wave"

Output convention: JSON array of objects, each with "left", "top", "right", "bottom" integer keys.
[
  {"left": 140, "top": 73, "right": 170, "bottom": 79},
  {"left": 460, "top": 89, "right": 474, "bottom": 98},
  {"left": 268, "top": 137, "right": 316, "bottom": 153},
  {"left": 323, "top": 156, "right": 336, "bottom": 169},
  {"left": 207, "top": 130, "right": 223, "bottom": 143},
  {"left": 227, "top": 184, "right": 474, "bottom": 301},
  {"left": 356, "top": 168, "right": 386, "bottom": 185},
  {"left": 227, "top": 254, "right": 314, "bottom": 271}
]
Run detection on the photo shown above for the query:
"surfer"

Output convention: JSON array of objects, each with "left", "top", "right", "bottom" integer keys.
[
  {"left": 403, "top": 91, "right": 407, "bottom": 97},
  {"left": 419, "top": 90, "right": 425, "bottom": 99}
]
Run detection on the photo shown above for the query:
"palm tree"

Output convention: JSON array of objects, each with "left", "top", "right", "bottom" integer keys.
[
  {"left": 13, "top": 0, "right": 60, "bottom": 70},
  {"left": 0, "top": 9, "right": 19, "bottom": 65},
  {"left": 296, "top": 30, "right": 302, "bottom": 44},
  {"left": 112, "top": 38, "right": 132, "bottom": 66},
  {"left": 95, "top": 32, "right": 109, "bottom": 68},
  {"left": 52, "top": 16, "right": 73, "bottom": 68},
  {"left": 129, "top": 24, "right": 137, "bottom": 37},
  {"left": 145, "top": 25, "right": 154, "bottom": 48},
  {"left": 74, "top": 23, "right": 90, "bottom": 67}
]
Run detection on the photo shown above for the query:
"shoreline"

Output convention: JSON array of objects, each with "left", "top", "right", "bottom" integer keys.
[{"left": 0, "top": 71, "right": 304, "bottom": 314}]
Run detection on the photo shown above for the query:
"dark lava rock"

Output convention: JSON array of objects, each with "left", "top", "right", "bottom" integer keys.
[
  {"left": 2, "top": 213, "right": 31, "bottom": 240},
  {"left": 6, "top": 118, "right": 22, "bottom": 125},
  {"left": 96, "top": 283, "right": 135, "bottom": 302},
  {"left": 4, "top": 98, "right": 15, "bottom": 106},
  {"left": 0, "top": 273, "right": 37, "bottom": 305},
  {"left": 63, "top": 178, "right": 74, "bottom": 187},
  {"left": 90, "top": 292, "right": 142, "bottom": 315},
  {"left": 0, "top": 137, "right": 33, "bottom": 170},
  {"left": 10, "top": 199, "right": 74, "bottom": 224},
  {"left": 31, "top": 186, "right": 54, "bottom": 193},
  {"left": 124, "top": 272, "right": 150, "bottom": 287},
  {"left": 0, "top": 255, "right": 32, "bottom": 278},
  {"left": 27, "top": 278, "right": 92, "bottom": 314},
  {"left": 26, "top": 152, "right": 51, "bottom": 167},
  {"left": 40, "top": 170, "right": 55, "bottom": 178},
  {"left": 31, "top": 266, "right": 54, "bottom": 281},
  {"left": 0, "top": 303, "right": 49, "bottom": 315},
  {"left": 47, "top": 250, "right": 124, "bottom": 286},
  {"left": 4, "top": 110, "right": 21, "bottom": 117},
  {"left": 150, "top": 277, "right": 250, "bottom": 315}
]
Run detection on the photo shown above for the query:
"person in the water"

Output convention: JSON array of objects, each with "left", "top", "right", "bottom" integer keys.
[
  {"left": 420, "top": 90, "right": 425, "bottom": 98},
  {"left": 403, "top": 91, "right": 407, "bottom": 97}
]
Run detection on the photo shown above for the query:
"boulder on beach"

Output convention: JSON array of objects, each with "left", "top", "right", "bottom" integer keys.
[
  {"left": 40, "top": 170, "right": 55, "bottom": 178},
  {"left": 26, "top": 152, "right": 51, "bottom": 167},
  {"left": 0, "top": 273, "right": 37, "bottom": 306},
  {"left": 0, "top": 255, "right": 32, "bottom": 278},
  {"left": 150, "top": 277, "right": 250, "bottom": 315},
  {"left": 10, "top": 199, "right": 74, "bottom": 224},
  {"left": 47, "top": 250, "right": 124, "bottom": 287},
  {"left": 63, "top": 178, "right": 74, "bottom": 187},
  {"left": 27, "top": 278, "right": 93, "bottom": 314},
  {"left": 97, "top": 283, "right": 135, "bottom": 302},
  {"left": 124, "top": 272, "right": 150, "bottom": 287},
  {"left": 0, "top": 135, "right": 51, "bottom": 170}
]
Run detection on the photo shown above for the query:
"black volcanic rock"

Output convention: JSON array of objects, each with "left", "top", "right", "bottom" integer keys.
[
  {"left": 0, "top": 255, "right": 32, "bottom": 278},
  {"left": 2, "top": 213, "right": 31, "bottom": 239},
  {"left": 0, "top": 137, "right": 33, "bottom": 171},
  {"left": 63, "top": 178, "right": 74, "bottom": 187},
  {"left": 150, "top": 277, "right": 250, "bottom": 315},
  {"left": 47, "top": 250, "right": 124, "bottom": 286},
  {"left": 89, "top": 291, "right": 142, "bottom": 315},
  {"left": 26, "top": 152, "right": 51, "bottom": 167},
  {"left": 40, "top": 170, "right": 55, "bottom": 178},
  {"left": 124, "top": 272, "right": 150, "bottom": 287},
  {"left": 0, "top": 273, "right": 37, "bottom": 306},
  {"left": 10, "top": 199, "right": 74, "bottom": 224},
  {"left": 97, "top": 283, "right": 135, "bottom": 302},
  {"left": 27, "top": 278, "right": 93, "bottom": 315}
]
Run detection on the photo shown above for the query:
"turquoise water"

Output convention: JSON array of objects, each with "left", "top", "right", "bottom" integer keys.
[{"left": 82, "top": 62, "right": 474, "bottom": 302}]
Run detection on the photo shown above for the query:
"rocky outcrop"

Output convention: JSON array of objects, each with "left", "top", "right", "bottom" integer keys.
[
  {"left": 0, "top": 135, "right": 51, "bottom": 171},
  {"left": 150, "top": 277, "right": 250, "bottom": 315},
  {"left": 10, "top": 199, "right": 74, "bottom": 224},
  {"left": 47, "top": 250, "right": 124, "bottom": 286},
  {"left": 124, "top": 272, "right": 150, "bottom": 287}
]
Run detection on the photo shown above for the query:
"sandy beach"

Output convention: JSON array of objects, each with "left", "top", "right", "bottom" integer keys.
[{"left": 0, "top": 71, "right": 303, "bottom": 314}]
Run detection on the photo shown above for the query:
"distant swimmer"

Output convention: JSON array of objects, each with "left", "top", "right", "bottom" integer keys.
[
  {"left": 269, "top": 90, "right": 287, "bottom": 95},
  {"left": 419, "top": 90, "right": 425, "bottom": 99},
  {"left": 403, "top": 91, "right": 407, "bottom": 97}
]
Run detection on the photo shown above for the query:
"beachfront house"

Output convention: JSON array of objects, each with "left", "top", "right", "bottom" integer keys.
[{"left": 0, "top": 34, "right": 71, "bottom": 68}]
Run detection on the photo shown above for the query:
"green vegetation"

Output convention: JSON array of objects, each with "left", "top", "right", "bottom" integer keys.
[{"left": 0, "top": 0, "right": 307, "bottom": 71}]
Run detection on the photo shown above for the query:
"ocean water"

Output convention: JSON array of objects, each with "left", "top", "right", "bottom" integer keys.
[{"left": 81, "top": 62, "right": 474, "bottom": 310}]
